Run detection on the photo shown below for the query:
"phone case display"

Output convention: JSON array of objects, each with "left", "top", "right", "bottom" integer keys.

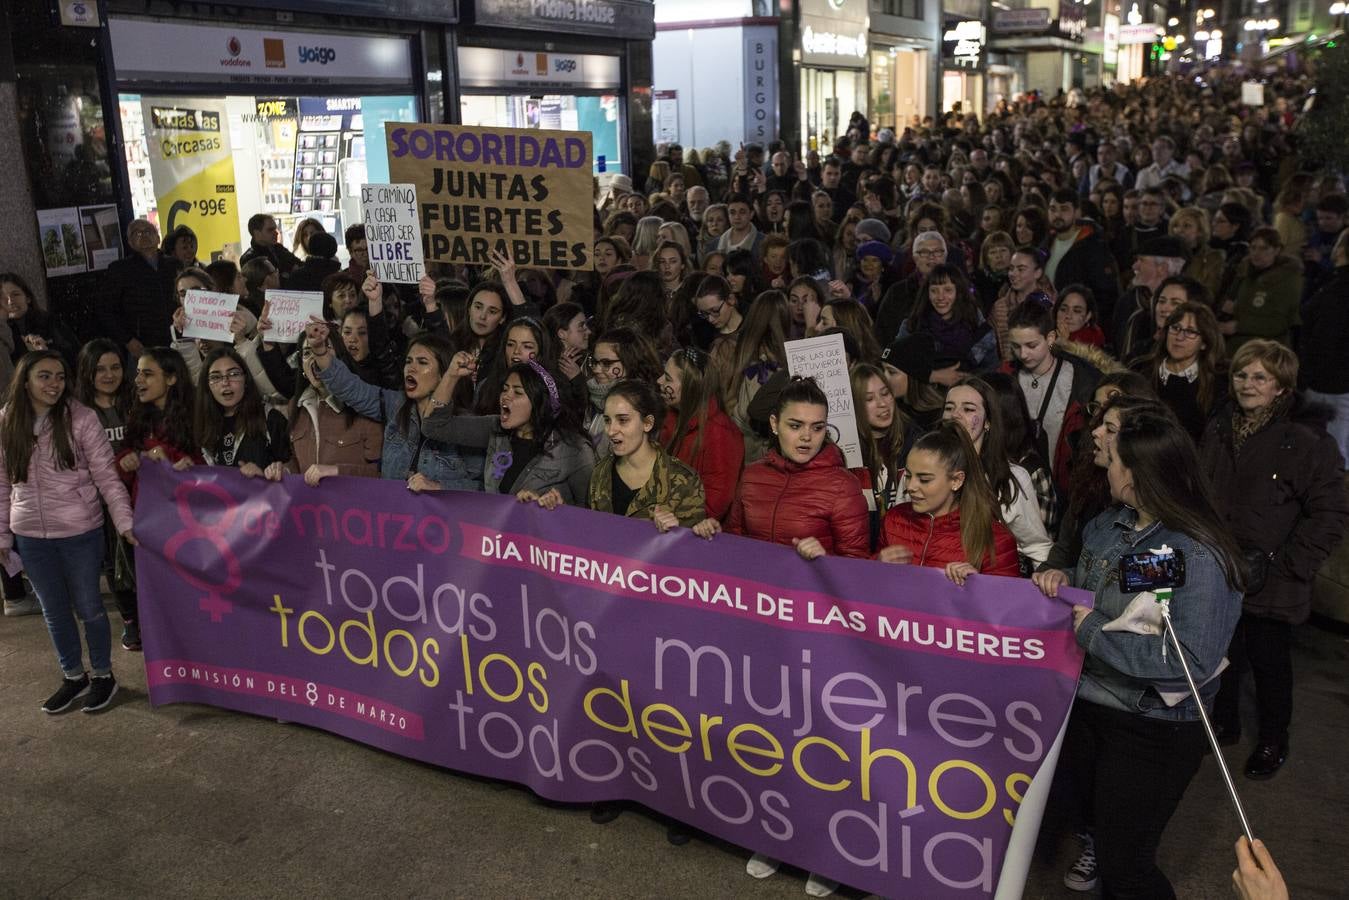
[
  {"left": 292, "top": 98, "right": 363, "bottom": 219},
  {"left": 292, "top": 133, "right": 338, "bottom": 214},
  {"left": 117, "top": 99, "right": 157, "bottom": 221}
]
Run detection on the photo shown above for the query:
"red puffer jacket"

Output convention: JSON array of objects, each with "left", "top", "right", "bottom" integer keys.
[
  {"left": 659, "top": 399, "right": 745, "bottom": 521},
  {"left": 726, "top": 444, "right": 869, "bottom": 558},
  {"left": 879, "top": 503, "right": 1020, "bottom": 576}
]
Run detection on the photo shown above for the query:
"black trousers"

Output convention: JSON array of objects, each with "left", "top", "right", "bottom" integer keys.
[
  {"left": 1213, "top": 613, "right": 1293, "bottom": 744},
  {"left": 1063, "top": 699, "right": 1206, "bottom": 900}
]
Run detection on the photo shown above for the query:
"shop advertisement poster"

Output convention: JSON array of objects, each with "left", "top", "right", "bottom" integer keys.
[
  {"left": 386, "top": 123, "right": 595, "bottom": 272},
  {"left": 142, "top": 97, "right": 241, "bottom": 261},
  {"left": 360, "top": 183, "right": 425, "bottom": 284},
  {"left": 79, "top": 205, "right": 122, "bottom": 271},
  {"left": 182, "top": 289, "right": 241, "bottom": 341},
  {"left": 263, "top": 290, "right": 324, "bottom": 343},
  {"left": 37, "top": 207, "right": 88, "bottom": 278},
  {"left": 785, "top": 333, "right": 863, "bottom": 468},
  {"left": 134, "top": 465, "right": 1084, "bottom": 899}
]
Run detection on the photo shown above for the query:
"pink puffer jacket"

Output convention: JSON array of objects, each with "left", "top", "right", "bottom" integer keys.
[{"left": 0, "top": 400, "right": 134, "bottom": 547}]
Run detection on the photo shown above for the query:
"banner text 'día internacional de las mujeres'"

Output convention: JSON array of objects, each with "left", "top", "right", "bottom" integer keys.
[
  {"left": 386, "top": 123, "right": 594, "bottom": 272},
  {"left": 134, "top": 466, "right": 1085, "bottom": 898}
]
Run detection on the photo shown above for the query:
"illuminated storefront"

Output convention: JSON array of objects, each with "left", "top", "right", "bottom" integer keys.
[
  {"left": 798, "top": 0, "right": 871, "bottom": 151},
  {"left": 108, "top": 17, "right": 423, "bottom": 261}
]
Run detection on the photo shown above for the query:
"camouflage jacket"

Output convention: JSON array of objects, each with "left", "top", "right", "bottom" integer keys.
[{"left": 588, "top": 445, "right": 706, "bottom": 526}]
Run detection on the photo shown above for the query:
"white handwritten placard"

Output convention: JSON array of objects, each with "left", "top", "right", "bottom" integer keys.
[
  {"left": 361, "top": 182, "right": 425, "bottom": 284},
  {"left": 182, "top": 289, "right": 240, "bottom": 341},
  {"left": 264, "top": 289, "right": 324, "bottom": 343},
  {"left": 784, "top": 332, "right": 862, "bottom": 468}
]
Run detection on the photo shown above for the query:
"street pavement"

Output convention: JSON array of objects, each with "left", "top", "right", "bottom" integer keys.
[{"left": 2, "top": 602, "right": 1347, "bottom": 899}]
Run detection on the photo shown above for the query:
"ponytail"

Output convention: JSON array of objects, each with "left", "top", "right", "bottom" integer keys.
[{"left": 911, "top": 421, "right": 1005, "bottom": 571}]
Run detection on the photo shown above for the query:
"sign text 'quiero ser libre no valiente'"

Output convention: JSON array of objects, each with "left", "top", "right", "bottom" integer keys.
[{"left": 386, "top": 123, "right": 594, "bottom": 272}]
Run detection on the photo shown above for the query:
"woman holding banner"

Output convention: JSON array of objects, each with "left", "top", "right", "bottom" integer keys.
[
  {"left": 657, "top": 346, "right": 743, "bottom": 521},
  {"left": 304, "top": 321, "right": 483, "bottom": 493},
  {"left": 284, "top": 338, "right": 382, "bottom": 485},
  {"left": 421, "top": 351, "right": 595, "bottom": 503},
  {"left": 117, "top": 348, "right": 200, "bottom": 501},
  {"left": 876, "top": 421, "right": 1019, "bottom": 582},
  {"left": 193, "top": 348, "right": 290, "bottom": 477},
  {"left": 575, "top": 379, "right": 704, "bottom": 528},
  {"left": 692, "top": 376, "right": 866, "bottom": 895},
  {"left": 1032, "top": 404, "right": 1244, "bottom": 899},
  {"left": 0, "top": 351, "right": 137, "bottom": 714},
  {"left": 941, "top": 376, "right": 1053, "bottom": 565},
  {"left": 695, "top": 375, "right": 869, "bottom": 562}
]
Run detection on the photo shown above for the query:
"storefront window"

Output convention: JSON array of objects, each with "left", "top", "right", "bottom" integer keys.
[
  {"left": 800, "top": 69, "right": 868, "bottom": 152},
  {"left": 460, "top": 94, "right": 624, "bottom": 175},
  {"left": 118, "top": 93, "right": 417, "bottom": 260},
  {"left": 869, "top": 47, "right": 930, "bottom": 131},
  {"left": 15, "top": 65, "right": 114, "bottom": 209}
]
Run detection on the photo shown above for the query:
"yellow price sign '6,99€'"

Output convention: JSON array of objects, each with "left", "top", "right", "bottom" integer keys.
[{"left": 142, "top": 97, "right": 241, "bottom": 257}]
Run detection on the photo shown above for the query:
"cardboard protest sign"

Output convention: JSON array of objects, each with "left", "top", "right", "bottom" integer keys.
[
  {"left": 361, "top": 183, "right": 424, "bottom": 284},
  {"left": 263, "top": 290, "right": 324, "bottom": 343},
  {"left": 182, "top": 289, "right": 240, "bottom": 341},
  {"left": 785, "top": 333, "right": 863, "bottom": 468},
  {"left": 385, "top": 123, "right": 594, "bottom": 272}
]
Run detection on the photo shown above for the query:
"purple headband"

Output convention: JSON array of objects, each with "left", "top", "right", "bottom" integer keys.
[{"left": 526, "top": 359, "right": 561, "bottom": 417}]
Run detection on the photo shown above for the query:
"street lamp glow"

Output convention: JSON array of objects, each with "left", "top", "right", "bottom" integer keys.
[{"left": 1168, "top": 16, "right": 1180, "bottom": 25}]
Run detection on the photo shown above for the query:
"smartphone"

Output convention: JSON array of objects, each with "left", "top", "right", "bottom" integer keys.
[{"left": 1119, "top": 549, "right": 1186, "bottom": 593}]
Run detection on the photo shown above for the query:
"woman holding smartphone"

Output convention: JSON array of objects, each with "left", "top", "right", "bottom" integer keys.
[{"left": 1032, "top": 405, "right": 1244, "bottom": 898}]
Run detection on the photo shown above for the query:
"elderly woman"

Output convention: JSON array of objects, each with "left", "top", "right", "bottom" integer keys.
[
  {"left": 1200, "top": 340, "right": 1349, "bottom": 779},
  {"left": 1219, "top": 226, "right": 1304, "bottom": 355}
]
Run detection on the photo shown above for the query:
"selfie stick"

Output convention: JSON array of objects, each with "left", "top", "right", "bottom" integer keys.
[{"left": 1158, "top": 601, "right": 1256, "bottom": 844}]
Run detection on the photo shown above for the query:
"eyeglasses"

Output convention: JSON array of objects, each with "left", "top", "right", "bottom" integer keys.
[
  {"left": 1233, "top": 371, "right": 1275, "bottom": 386},
  {"left": 1167, "top": 324, "right": 1202, "bottom": 340},
  {"left": 913, "top": 248, "right": 943, "bottom": 259},
  {"left": 1086, "top": 392, "right": 1121, "bottom": 418},
  {"left": 696, "top": 299, "right": 726, "bottom": 321},
  {"left": 207, "top": 368, "right": 245, "bottom": 385},
  {"left": 587, "top": 356, "right": 621, "bottom": 372}
]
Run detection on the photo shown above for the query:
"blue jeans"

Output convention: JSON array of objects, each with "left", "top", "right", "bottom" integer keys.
[{"left": 16, "top": 528, "right": 111, "bottom": 678}]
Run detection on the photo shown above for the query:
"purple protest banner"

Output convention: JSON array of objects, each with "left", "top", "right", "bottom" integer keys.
[{"left": 134, "top": 466, "right": 1086, "bottom": 898}]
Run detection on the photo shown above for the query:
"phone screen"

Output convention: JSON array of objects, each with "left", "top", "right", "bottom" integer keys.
[{"left": 1118, "top": 549, "right": 1186, "bottom": 593}]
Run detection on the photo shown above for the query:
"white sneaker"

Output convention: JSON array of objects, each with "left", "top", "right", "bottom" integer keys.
[
  {"left": 805, "top": 873, "right": 839, "bottom": 897},
  {"left": 746, "top": 853, "right": 780, "bottom": 879},
  {"left": 3, "top": 597, "right": 40, "bottom": 617},
  {"left": 1064, "top": 831, "right": 1098, "bottom": 892}
]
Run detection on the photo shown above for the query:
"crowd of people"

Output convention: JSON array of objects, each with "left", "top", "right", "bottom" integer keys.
[{"left": 2, "top": 69, "right": 1342, "bottom": 899}]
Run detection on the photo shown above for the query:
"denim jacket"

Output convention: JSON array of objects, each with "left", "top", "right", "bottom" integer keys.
[
  {"left": 1071, "top": 506, "right": 1242, "bottom": 722},
  {"left": 318, "top": 359, "right": 483, "bottom": 492}
]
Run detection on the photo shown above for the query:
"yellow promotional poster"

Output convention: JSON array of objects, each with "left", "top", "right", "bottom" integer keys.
[
  {"left": 142, "top": 97, "right": 240, "bottom": 259},
  {"left": 386, "top": 122, "right": 594, "bottom": 271}
]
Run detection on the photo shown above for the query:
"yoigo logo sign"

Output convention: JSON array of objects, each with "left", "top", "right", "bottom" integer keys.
[{"left": 298, "top": 45, "right": 337, "bottom": 65}]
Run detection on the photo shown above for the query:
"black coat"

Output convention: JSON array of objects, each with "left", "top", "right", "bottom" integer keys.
[
  {"left": 283, "top": 257, "right": 342, "bottom": 294},
  {"left": 97, "top": 253, "right": 181, "bottom": 348},
  {"left": 1051, "top": 220, "right": 1121, "bottom": 330},
  {"left": 240, "top": 240, "right": 302, "bottom": 276},
  {"left": 1300, "top": 265, "right": 1349, "bottom": 395},
  {"left": 1199, "top": 396, "right": 1349, "bottom": 623}
]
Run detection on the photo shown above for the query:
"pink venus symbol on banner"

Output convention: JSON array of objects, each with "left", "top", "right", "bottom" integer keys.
[{"left": 162, "top": 480, "right": 242, "bottom": 623}]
